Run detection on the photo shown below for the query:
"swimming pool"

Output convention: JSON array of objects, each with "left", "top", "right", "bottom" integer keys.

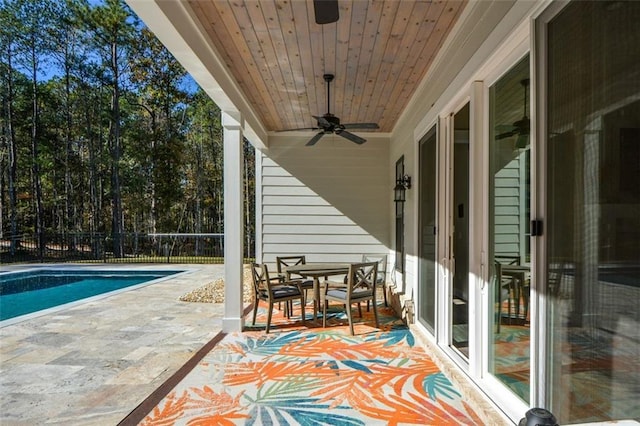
[{"left": 0, "top": 269, "right": 184, "bottom": 323}]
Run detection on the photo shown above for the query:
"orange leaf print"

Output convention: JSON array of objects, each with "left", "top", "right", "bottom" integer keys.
[
  {"left": 437, "top": 397, "right": 477, "bottom": 425},
  {"left": 186, "top": 410, "right": 249, "bottom": 426},
  {"left": 218, "top": 342, "right": 247, "bottom": 357},
  {"left": 462, "top": 400, "right": 483, "bottom": 425},
  {"left": 280, "top": 335, "right": 399, "bottom": 360},
  {"left": 381, "top": 391, "right": 465, "bottom": 425},
  {"left": 185, "top": 386, "right": 245, "bottom": 412},
  {"left": 310, "top": 368, "right": 381, "bottom": 409},
  {"left": 140, "top": 390, "right": 189, "bottom": 426},
  {"left": 222, "top": 360, "right": 333, "bottom": 387}
]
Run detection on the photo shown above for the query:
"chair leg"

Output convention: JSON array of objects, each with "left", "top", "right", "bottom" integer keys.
[
  {"left": 266, "top": 301, "right": 274, "bottom": 334},
  {"left": 358, "top": 302, "right": 362, "bottom": 318},
  {"left": 322, "top": 298, "right": 328, "bottom": 328},
  {"left": 514, "top": 280, "right": 521, "bottom": 320},
  {"left": 252, "top": 298, "right": 259, "bottom": 325},
  {"left": 382, "top": 283, "right": 388, "bottom": 307},
  {"left": 372, "top": 297, "right": 379, "bottom": 329},
  {"left": 523, "top": 285, "right": 530, "bottom": 323},
  {"left": 283, "top": 300, "right": 289, "bottom": 318},
  {"left": 346, "top": 303, "right": 355, "bottom": 336},
  {"left": 300, "top": 295, "right": 305, "bottom": 325},
  {"left": 507, "top": 284, "right": 513, "bottom": 325}
]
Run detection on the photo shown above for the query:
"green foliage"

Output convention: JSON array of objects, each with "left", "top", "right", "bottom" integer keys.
[{"left": 0, "top": 0, "right": 255, "bottom": 258}]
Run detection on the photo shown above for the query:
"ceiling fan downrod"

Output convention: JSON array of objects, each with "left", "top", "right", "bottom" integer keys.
[{"left": 324, "top": 73, "right": 334, "bottom": 117}]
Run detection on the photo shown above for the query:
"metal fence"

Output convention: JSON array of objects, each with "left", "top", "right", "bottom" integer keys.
[{"left": 0, "top": 232, "right": 249, "bottom": 264}]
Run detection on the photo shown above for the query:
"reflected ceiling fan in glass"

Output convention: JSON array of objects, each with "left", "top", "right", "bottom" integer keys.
[{"left": 496, "top": 78, "right": 530, "bottom": 149}]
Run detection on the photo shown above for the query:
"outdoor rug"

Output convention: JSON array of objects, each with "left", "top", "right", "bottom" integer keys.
[{"left": 137, "top": 302, "right": 481, "bottom": 425}]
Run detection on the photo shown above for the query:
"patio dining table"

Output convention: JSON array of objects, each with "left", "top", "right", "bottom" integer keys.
[
  {"left": 501, "top": 264, "right": 530, "bottom": 323},
  {"left": 284, "top": 263, "right": 351, "bottom": 321}
]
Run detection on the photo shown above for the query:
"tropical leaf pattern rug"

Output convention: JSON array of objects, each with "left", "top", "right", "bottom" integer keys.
[{"left": 139, "top": 302, "right": 481, "bottom": 425}]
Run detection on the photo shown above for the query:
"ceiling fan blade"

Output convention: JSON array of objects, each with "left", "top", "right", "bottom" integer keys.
[
  {"left": 280, "top": 127, "right": 319, "bottom": 132},
  {"left": 337, "top": 130, "right": 366, "bottom": 145},
  {"left": 342, "top": 122, "right": 379, "bottom": 130},
  {"left": 305, "top": 131, "right": 325, "bottom": 146},
  {"left": 496, "top": 130, "right": 517, "bottom": 140},
  {"left": 313, "top": 0, "right": 339, "bottom": 24}
]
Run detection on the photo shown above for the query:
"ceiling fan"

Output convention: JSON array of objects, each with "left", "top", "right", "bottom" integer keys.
[
  {"left": 288, "top": 74, "right": 379, "bottom": 146},
  {"left": 496, "top": 78, "right": 530, "bottom": 148},
  {"left": 313, "top": 0, "right": 339, "bottom": 24}
]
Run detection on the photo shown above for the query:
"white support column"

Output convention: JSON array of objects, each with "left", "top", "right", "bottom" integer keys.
[{"left": 222, "top": 112, "right": 245, "bottom": 332}]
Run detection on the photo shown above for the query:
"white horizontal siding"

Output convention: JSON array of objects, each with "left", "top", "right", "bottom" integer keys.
[
  {"left": 263, "top": 195, "right": 330, "bottom": 206},
  {"left": 494, "top": 157, "right": 520, "bottom": 256},
  {"left": 259, "top": 135, "right": 391, "bottom": 264},
  {"left": 263, "top": 233, "right": 381, "bottom": 245},
  {"left": 262, "top": 186, "right": 317, "bottom": 196},
  {"left": 263, "top": 253, "right": 382, "bottom": 265},
  {"left": 262, "top": 205, "right": 341, "bottom": 215},
  {"left": 263, "top": 224, "right": 369, "bottom": 235},
  {"left": 263, "top": 243, "right": 384, "bottom": 254},
  {"left": 263, "top": 215, "right": 358, "bottom": 225},
  {"left": 495, "top": 215, "right": 518, "bottom": 225}
]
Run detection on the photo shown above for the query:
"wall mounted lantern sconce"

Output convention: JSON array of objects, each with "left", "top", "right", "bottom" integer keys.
[{"left": 393, "top": 175, "right": 412, "bottom": 202}]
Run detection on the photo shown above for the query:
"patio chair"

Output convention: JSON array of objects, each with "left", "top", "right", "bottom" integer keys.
[
  {"left": 250, "top": 263, "right": 305, "bottom": 333},
  {"left": 322, "top": 261, "right": 379, "bottom": 335},
  {"left": 494, "top": 255, "right": 521, "bottom": 331},
  {"left": 362, "top": 254, "right": 388, "bottom": 307},
  {"left": 276, "top": 255, "right": 315, "bottom": 310}
]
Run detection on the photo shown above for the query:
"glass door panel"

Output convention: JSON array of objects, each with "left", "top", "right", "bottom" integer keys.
[
  {"left": 451, "top": 103, "right": 470, "bottom": 357},
  {"left": 419, "top": 126, "right": 437, "bottom": 333},
  {"left": 488, "top": 56, "right": 531, "bottom": 403},
  {"left": 544, "top": 1, "right": 640, "bottom": 422}
]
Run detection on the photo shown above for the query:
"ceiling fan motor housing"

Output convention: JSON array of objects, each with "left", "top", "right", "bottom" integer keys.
[{"left": 319, "top": 113, "right": 341, "bottom": 128}]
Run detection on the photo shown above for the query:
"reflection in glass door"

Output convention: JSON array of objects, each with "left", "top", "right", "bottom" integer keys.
[
  {"left": 543, "top": 2, "right": 640, "bottom": 422},
  {"left": 451, "top": 103, "right": 470, "bottom": 357},
  {"left": 488, "top": 56, "right": 531, "bottom": 402},
  {"left": 418, "top": 126, "right": 437, "bottom": 333}
]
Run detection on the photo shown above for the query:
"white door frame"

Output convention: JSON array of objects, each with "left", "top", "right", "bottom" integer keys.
[{"left": 437, "top": 95, "right": 472, "bottom": 371}]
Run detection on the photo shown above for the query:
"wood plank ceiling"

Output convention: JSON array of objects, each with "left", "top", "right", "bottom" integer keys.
[{"left": 186, "top": 0, "right": 467, "bottom": 134}]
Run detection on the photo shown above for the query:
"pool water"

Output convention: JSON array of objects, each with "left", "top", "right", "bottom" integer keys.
[{"left": 0, "top": 269, "right": 183, "bottom": 322}]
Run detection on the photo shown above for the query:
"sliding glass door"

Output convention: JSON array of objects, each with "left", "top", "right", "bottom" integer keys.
[
  {"left": 450, "top": 103, "right": 470, "bottom": 357},
  {"left": 541, "top": 1, "right": 640, "bottom": 423},
  {"left": 418, "top": 126, "right": 438, "bottom": 333},
  {"left": 487, "top": 56, "right": 531, "bottom": 403}
]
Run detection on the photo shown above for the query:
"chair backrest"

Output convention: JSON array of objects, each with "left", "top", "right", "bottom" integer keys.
[
  {"left": 362, "top": 254, "right": 387, "bottom": 283},
  {"left": 276, "top": 255, "right": 307, "bottom": 278},
  {"left": 252, "top": 262, "right": 284, "bottom": 299},
  {"left": 345, "top": 262, "right": 378, "bottom": 299},
  {"left": 251, "top": 262, "right": 267, "bottom": 296},
  {"left": 493, "top": 260, "right": 503, "bottom": 285},
  {"left": 495, "top": 254, "right": 520, "bottom": 265}
]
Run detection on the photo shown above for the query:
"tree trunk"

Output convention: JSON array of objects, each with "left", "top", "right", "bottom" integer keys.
[
  {"left": 64, "top": 42, "right": 75, "bottom": 252},
  {"left": 110, "top": 39, "right": 123, "bottom": 258},
  {"left": 30, "top": 41, "right": 44, "bottom": 260},
  {"left": 3, "top": 45, "right": 19, "bottom": 255}
]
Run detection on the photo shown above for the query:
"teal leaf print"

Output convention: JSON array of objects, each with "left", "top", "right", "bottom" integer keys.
[
  {"left": 368, "top": 326, "right": 415, "bottom": 347},
  {"left": 242, "top": 331, "right": 311, "bottom": 356},
  {"left": 423, "top": 372, "right": 461, "bottom": 401},
  {"left": 245, "top": 397, "right": 364, "bottom": 426}
]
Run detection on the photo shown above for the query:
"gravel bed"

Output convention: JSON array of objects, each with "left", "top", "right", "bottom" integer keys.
[{"left": 180, "top": 266, "right": 254, "bottom": 303}]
